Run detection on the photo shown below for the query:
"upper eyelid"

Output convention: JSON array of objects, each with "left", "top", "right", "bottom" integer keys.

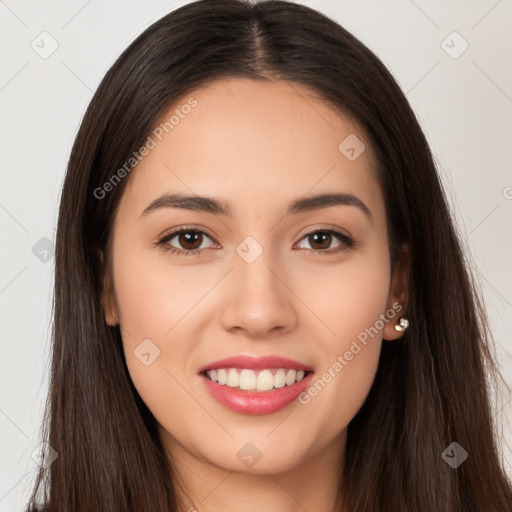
[{"left": 158, "top": 226, "right": 216, "bottom": 243}]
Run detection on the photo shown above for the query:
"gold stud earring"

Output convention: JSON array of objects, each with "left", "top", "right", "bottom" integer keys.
[{"left": 394, "top": 317, "right": 409, "bottom": 332}]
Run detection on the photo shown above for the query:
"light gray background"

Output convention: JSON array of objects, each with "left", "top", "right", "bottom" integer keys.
[{"left": 1, "top": 1, "right": 511, "bottom": 510}]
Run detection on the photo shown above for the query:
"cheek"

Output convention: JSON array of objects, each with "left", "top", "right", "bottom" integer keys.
[
  {"left": 109, "top": 243, "right": 216, "bottom": 430},
  {"left": 111, "top": 254, "right": 200, "bottom": 437},
  {"left": 111, "top": 242, "right": 216, "bottom": 338},
  {"left": 295, "top": 237, "right": 391, "bottom": 347},
  {"left": 295, "top": 240, "right": 390, "bottom": 428}
]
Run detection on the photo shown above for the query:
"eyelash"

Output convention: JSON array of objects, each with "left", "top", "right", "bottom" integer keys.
[{"left": 155, "top": 225, "right": 355, "bottom": 257}]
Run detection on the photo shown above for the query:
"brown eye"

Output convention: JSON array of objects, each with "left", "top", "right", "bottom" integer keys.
[
  {"left": 157, "top": 227, "right": 216, "bottom": 256},
  {"left": 296, "top": 229, "right": 354, "bottom": 255},
  {"left": 176, "top": 231, "right": 204, "bottom": 251},
  {"left": 307, "top": 231, "right": 333, "bottom": 250}
]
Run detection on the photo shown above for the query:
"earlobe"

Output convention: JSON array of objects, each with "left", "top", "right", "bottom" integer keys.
[
  {"left": 383, "top": 244, "right": 410, "bottom": 341},
  {"left": 383, "top": 313, "right": 409, "bottom": 341}
]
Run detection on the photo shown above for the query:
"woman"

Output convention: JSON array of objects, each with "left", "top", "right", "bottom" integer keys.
[{"left": 26, "top": 0, "right": 512, "bottom": 510}]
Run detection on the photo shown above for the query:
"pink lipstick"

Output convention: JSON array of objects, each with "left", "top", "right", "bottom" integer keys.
[{"left": 198, "top": 355, "right": 314, "bottom": 415}]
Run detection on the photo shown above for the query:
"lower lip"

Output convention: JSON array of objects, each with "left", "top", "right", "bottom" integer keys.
[{"left": 200, "top": 372, "right": 314, "bottom": 415}]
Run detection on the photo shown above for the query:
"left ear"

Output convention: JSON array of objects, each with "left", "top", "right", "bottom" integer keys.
[{"left": 383, "top": 244, "right": 410, "bottom": 341}]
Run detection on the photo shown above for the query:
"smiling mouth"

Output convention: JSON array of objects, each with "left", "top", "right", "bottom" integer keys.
[{"left": 201, "top": 367, "right": 314, "bottom": 392}]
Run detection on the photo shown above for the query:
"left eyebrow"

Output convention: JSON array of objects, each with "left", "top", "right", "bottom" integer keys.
[
  {"left": 286, "top": 193, "right": 373, "bottom": 224},
  {"left": 141, "top": 192, "right": 374, "bottom": 225}
]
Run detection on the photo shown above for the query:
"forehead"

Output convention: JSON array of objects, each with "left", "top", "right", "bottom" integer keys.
[{"left": 119, "top": 78, "right": 384, "bottom": 224}]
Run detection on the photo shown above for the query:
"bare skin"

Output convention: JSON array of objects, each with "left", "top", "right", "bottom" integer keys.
[{"left": 101, "top": 78, "right": 409, "bottom": 512}]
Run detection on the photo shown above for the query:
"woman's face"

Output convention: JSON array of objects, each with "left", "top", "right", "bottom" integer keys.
[{"left": 102, "top": 78, "right": 407, "bottom": 476}]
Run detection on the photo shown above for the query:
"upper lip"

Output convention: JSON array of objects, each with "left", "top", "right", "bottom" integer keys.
[{"left": 198, "top": 355, "right": 314, "bottom": 373}]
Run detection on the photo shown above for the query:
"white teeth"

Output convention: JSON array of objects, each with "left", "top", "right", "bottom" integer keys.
[
  {"left": 274, "top": 369, "right": 286, "bottom": 388},
  {"left": 239, "top": 369, "right": 256, "bottom": 390},
  {"left": 285, "top": 369, "right": 297, "bottom": 385},
  {"left": 205, "top": 368, "right": 309, "bottom": 391},
  {"left": 226, "top": 368, "right": 239, "bottom": 387},
  {"left": 256, "top": 369, "right": 274, "bottom": 391},
  {"left": 217, "top": 368, "right": 227, "bottom": 385}
]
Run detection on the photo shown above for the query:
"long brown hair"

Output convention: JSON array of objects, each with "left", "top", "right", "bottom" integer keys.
[{"left": 27, "top": 0, "right": 512, "bottom": 510}]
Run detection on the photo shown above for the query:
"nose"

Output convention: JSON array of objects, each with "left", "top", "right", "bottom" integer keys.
[{"left": 220, "top": 250, "right": 299, "bottom": 339}]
